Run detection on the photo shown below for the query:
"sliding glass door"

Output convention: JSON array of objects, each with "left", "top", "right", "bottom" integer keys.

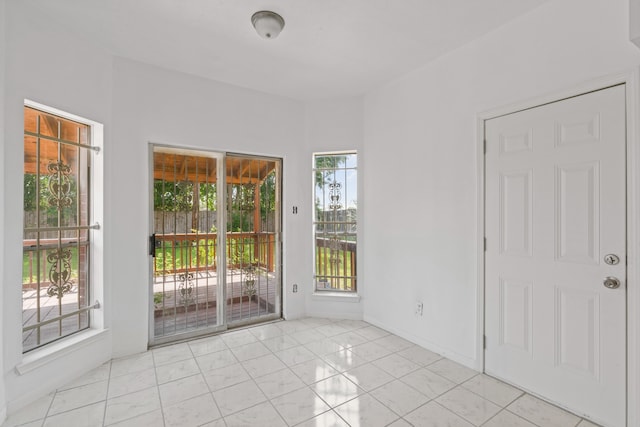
[{"left": 149, "top": 146, "right": 281, "bottom": 345}]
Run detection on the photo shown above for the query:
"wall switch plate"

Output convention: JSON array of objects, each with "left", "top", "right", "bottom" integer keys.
[
  {"left": 292, "top": 284, "right": 298, "bottom": 293},
  {"left": 416, "top": 302, "right": 424, "bottom": 316}
]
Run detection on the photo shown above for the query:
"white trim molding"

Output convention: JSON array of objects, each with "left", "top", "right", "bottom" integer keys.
[
  {"left": 476, "top": 70, "right": 640, "bottom": 427},
  {"left": 16, "top": 329, "right": 110, "bottom": 375},
  {"left": 631, "top": 0, "right": 640, "bottom": 49}
]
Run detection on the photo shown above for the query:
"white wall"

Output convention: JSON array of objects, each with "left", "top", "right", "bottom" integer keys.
[
  {"left": 2, "top": 2, "right": 309, "bottom": 412},
  {"left": 303, "top": 98, "right": 365, "bottom": 319},
  {"left": 3, "top": 2, "right": 113, "bottom": 411},
  {"left": 0, "top": 0, "right": 7, "bottom": 422},
  {"left": 8, "top": 0, "right": 640, "bottom": 419},
  {"left": 110, "top": 58, "right": 306, "bottom": 355},
  {"left": 363, "top": 0, "right": 640, "bottom": 367}
]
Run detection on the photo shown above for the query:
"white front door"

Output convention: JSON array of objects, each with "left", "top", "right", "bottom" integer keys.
[{"left": 485, "top": 85, "right": 627, "bottom": 426}]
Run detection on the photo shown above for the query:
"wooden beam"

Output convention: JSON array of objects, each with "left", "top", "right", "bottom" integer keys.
[
  {"left": 151, "top": 153, "right": 276, "bottom": 185},
  {"left": 239, "top": 161, "right": 252, "bottom": 180}
]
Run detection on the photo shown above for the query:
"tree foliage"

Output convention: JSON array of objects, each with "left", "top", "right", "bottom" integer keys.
[
  {"left": 315, "top": 155, "right": 347, "bottom": 188},
  {"left": 314, "top": 155, "right": 347, "bottom": 217},
  {"left": 24, "top": 173, "right": 77, "bottom": 223},
  {"left": 153, "top": 171, "right": 278, "bottom": 233}
]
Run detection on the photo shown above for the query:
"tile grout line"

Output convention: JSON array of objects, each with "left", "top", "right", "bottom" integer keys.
[
  {"left": 245, "top": 325, "right": 305, "bottom": 426},
  {"left": 295, "top": 322, "right": 401, "bottom": 426},
  {"left": 8, "top": 318, "right": 598, "bottom": 427},
  {"left": 220, "top": 330, "right": 272, "bottom": 420},
  {"left": 194, "top": 337, "right": 232, "bottom": 425},
  {"left": 156, "top": 343, "right": 188, "bottom": 426},
  {"left": 101, "top": 360, "right": 112, "bottom": 427},
  {"left": 251, "top": 321, "right": 358, "bottom": 425}
]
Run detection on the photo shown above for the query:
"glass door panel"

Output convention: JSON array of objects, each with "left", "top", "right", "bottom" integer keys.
[
  {"left": 151, "top": 147, "right": 224, "bottom": 344},
  {"left": 225, "top": 155, "right": 281, "bottom": 326},
  {"left": 150, "top": 148, "right": 282, "bottom": 345}
]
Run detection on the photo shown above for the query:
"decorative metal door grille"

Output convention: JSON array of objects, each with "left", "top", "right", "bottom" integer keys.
[
  {"left": 152, "top": 150, "right": 222, "bottom": 340},
  {"left": 225, "top": 155, "right": 281, "bottom": 325},
  {"left": 313, "top": 153, "right": 357, "bottom": 292},
  {"left": 22, "top": 106, "right": 99, "bottom": 352},
  {"left": 151, "top": 149, "right": 282, "bottom": 343}
]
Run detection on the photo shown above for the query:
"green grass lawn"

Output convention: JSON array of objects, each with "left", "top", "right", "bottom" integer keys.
[
  {"left": 23, "top": 247, "right": 80, "bottom": 284},
  {"left": 153, "top": 238, "right": 272, "bottom": 273},
  {"left": 23, "top": 238, "right": 355, "bottom": 291},
  {"left": 315, "top": 246, "right": 356, "bottom": 291}
]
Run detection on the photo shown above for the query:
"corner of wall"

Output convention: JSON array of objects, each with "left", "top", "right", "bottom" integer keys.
[
  {"left": 0, "top": 0, "right": 8, "bottom": 422},
  {"left": 1, "top": 2, "right": 115, "bottom": 412},
  {"left": 631, "top": 0, "right": 640, "bottom": 48},
  {"left": 302, "top": 96, "right": 366, "bottom": 321}
]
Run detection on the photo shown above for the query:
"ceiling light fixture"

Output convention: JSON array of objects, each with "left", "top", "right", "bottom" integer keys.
[{"left": 251, "top": 11, "right": 285, "bottom": 39}]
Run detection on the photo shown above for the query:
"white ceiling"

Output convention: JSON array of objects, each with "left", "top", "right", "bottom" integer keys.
[{"left": 23, "top": 0, "right": 548, "bottom": 100}]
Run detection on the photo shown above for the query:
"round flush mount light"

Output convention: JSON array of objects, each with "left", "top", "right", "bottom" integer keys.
[{"left": 251, "top": 11, "right": 285, "bottom": 39}]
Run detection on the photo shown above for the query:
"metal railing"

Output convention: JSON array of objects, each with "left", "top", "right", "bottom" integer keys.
[
  {"left": 21, "top": 232, "right": 276, "bottom": 282},
  {"left": 152, "top": 232, "right": 276, "bottom": 276},
  {"left": 22, "top": 237, "right": 89, "bottom": 288},
  {"left": 22, "top": 300, "right": 100, "bottom": 332},
  {"left": 315, "top": 236, "right": 357, "bottom": 292}
]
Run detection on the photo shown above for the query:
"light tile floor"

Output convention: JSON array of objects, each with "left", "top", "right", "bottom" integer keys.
[{"left": 2, "top": 318, "right": 602, "bottom": 427}]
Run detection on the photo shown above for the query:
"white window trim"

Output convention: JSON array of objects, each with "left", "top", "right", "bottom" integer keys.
[
  {"left": 311, "top": 292, "right": 361, "bottom": 302},
  {"left": 22, "top": 100, "right": 105, "bottom": 357},
  {"left": 16, "top": 329, "right": 109, "bottom": 375},
  {"left": 312, "top": 150, "right": 358, "bottom": 296}
]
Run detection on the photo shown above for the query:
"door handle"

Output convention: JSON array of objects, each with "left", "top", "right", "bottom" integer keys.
[
  {"left": 603, "top": 276, "right": 621, "bottom": 289},
  {"left": 149, "top": 234, "right": 156, "bottom": 257}
]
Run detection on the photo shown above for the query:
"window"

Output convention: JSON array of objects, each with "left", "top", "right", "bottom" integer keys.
[
  {"left": 22, "top": 105, "right": 100, "bottom": 352},
  {"left": 313, "top": 152, "right": 357, "bottom": 292}
]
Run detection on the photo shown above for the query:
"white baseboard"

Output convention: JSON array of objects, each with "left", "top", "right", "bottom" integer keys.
[
  {"left": 305, "top": 310, "right": 363, "bottom": 320},
  {"left": 363, "top": 314, "right": 480, "bottom": 371}
]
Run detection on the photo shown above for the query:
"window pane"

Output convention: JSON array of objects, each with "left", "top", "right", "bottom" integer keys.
[
  {"left": 22, "top": 106, "right": 93, "bottom": 352},
  {"left": 313, "top": 153, "right": 357, "bottom": 292}
]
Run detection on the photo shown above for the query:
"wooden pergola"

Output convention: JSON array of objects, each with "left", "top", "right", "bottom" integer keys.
[
  {"left": 153, "top": 153, "right": 276, "bottom": 185},
  {"left": 23, "top": 106, "right": 90, "bottom": 176},
  {"left": 153, "top": 151, "right": 277, "bottom": 235},
  {"left": 23, "top": 106, "right": 277, "bottom": 187},
  {"left": 22, "top": 106, "right": 279, "bottom": 270}
]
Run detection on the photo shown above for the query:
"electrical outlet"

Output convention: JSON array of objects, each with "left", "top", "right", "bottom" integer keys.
[
  {"left": 415, "top": 302, "right": 424, "bottom": 316},
  {"left": 292, "top": 284, "right": 298, "bottom": 293}
]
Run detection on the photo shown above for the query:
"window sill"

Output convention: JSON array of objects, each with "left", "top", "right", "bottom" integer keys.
[
  {"left": 311, "top": 292, "right": 361, "bottom": 303},
  {"left": 16, "top": 329, "right": 109, "bottom": 376}
]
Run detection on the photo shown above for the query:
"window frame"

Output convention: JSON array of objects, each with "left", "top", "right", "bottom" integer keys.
[
  {"left": 21, "top": 100, "right": 104, "bottom": 355},
  {"left": 312, "top": 151, "right": 358, "bottom": 294}
]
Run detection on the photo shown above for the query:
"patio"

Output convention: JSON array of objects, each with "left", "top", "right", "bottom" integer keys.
[{"left": 152, "top": 268, "right": 278, "bottom": 337}]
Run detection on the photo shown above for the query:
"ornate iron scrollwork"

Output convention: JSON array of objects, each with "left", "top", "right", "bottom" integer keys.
[
  {"left": 47, "top": 248, "right": 73, "bottom": 298},
  {"left": 329, "top": 182, "right": 342, "bottom": 210},
  {"left": 243, "top": 263, "right": 257, "bottom": 299},
  {"left": 178, "top": 272, "right": 195, "bottom": 305},
  {"left": 47, "top": 161, "right": 73, "bottom": 209}
]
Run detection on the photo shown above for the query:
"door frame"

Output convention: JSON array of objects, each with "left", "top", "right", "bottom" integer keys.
[
  {"left": 224, "top": 152, "right": 283, "bottom": 328},
  {"left": 476, "top": 70, "right": 640, "bottom": 426},
  {"left": 147, "top": 144, "right": 228, "bottom": 346},
  {"left": 147, "top": 144, "right": 284, "bottom": 345}
]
